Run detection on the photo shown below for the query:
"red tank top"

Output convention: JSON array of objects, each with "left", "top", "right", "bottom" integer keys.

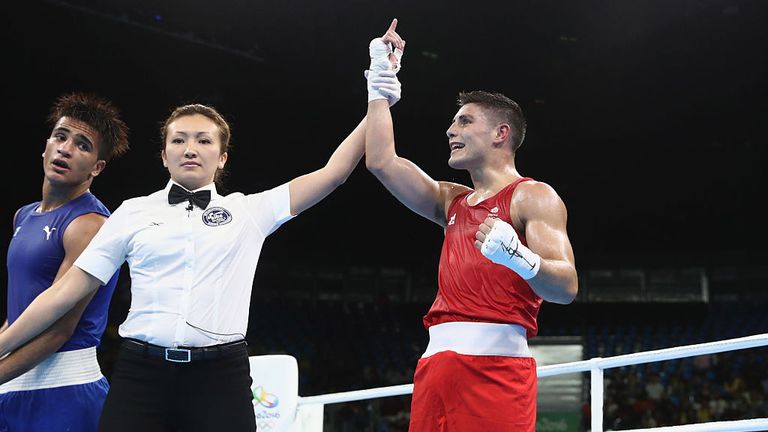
[{"left": 424, "top": 178, "right": 543, "bottom": 338}]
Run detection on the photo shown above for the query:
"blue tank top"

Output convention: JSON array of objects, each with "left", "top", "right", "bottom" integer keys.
[{"left": 6, "top": 192, "right": 119, "bottom": 351}]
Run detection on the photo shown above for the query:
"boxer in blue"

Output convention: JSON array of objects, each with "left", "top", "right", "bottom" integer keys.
[{"left": 0, "top": 92, "right": 129, "bottom": 431}]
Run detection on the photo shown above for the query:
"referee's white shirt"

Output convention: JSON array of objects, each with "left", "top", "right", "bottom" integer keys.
[{"left": 74, "top": 180, "right": 293, "bottom": 348}]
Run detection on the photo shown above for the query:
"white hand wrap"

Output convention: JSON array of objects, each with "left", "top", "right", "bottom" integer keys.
[
  {"left": 366, "top": 37, "right": 403, "bottom": 105},
  {"left": 369, "top": 37, "right": 402, "bottom": 73},
  {"left": 480, "top": 219, "right": 541, "bottom": 280}
]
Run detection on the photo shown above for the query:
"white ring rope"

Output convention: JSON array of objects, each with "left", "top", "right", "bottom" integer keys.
[{"left": 620, "top": 418, "right": 768, "bottom": 432}]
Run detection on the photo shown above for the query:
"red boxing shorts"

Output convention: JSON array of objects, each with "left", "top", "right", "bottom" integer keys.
[{"left": 408, "top": 351, "right": 537, "bottom": 432}]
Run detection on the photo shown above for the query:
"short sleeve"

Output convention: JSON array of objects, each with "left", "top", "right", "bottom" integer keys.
[
  {"left": 74, "top": 201, "right": 131, "bottom": 285},
  {"left": 243, "top": 182, "right": 294, "bottom": 236}
]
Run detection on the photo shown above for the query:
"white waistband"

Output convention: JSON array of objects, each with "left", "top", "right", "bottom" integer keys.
[
  {"left": 0, "top": 346, "right": 104, "bottom": 393},
  {"left": 422, "top": 322, "right": 531, "bottom": 358}
]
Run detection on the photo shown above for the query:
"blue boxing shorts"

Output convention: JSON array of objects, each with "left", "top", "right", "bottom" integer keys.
[
  {"left": 0, "top": 347, "right": 108, "bottom": 432},
  {"left": 0, "top": 379, "right": 109, "bottom": 432}
]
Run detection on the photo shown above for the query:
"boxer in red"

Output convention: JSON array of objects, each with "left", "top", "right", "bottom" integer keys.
[{"left": 364, "top": 21, "right": 578, "bottom": 431}]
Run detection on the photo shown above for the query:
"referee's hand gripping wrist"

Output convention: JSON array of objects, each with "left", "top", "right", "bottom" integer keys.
[
  {"left": 367, "top": 70, "right": 402, "bottom": 106},
  {"left": 475, "top": 217, "right": 541, "bottom": 280}
]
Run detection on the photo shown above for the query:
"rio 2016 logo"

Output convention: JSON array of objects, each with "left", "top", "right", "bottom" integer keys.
[{"left": 253, "top": 385, "right": 279, "bottom": 408}]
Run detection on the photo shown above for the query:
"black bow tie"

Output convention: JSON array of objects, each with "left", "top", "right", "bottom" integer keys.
[{"left": 168, "top": 184, "right": 211, "bottom": 210}]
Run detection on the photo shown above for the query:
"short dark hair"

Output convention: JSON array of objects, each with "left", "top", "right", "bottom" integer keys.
[
  {"left": 47, "top": 92, "right": 129, "bottom": 161},
  {"left": 458, "top": 91, "right": 527, "bottom": 151}
]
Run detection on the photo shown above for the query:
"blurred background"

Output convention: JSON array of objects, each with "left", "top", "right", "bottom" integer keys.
[{"left": 4, "top": 0, "right": 768, "bottom": 430}]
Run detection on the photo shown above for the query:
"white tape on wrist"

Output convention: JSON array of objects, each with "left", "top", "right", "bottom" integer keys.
[
  {"left": 480, "top": 219, "right": 541, "bottom": 280},
  {"left": 368, "top": 37, "right": 401, "bottom": 73}
]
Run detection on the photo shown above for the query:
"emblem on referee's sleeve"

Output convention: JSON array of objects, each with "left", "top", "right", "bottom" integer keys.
[{"left": 202, "top": 207, "right": 233, "bottom": 226}]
